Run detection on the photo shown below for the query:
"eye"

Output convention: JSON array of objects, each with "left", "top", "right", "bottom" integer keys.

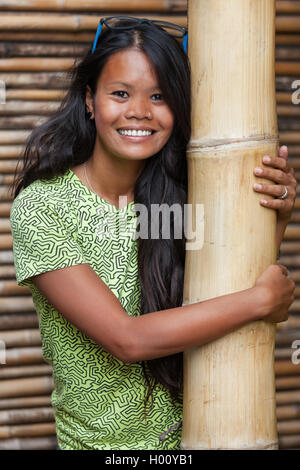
[
  {"left": 151, "top": 93, "right": 163, "bottom": 101},
  {"left": 112, "top": 91, "right": 128, "bottom": 99}
]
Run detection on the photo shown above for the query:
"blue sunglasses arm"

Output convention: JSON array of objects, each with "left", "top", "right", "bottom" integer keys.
[
  {"left": 183, "top": 32, "right": 188, "bottom": 53},
  {"left": 91, "top": 22, "right": 103, "bottom": 54}
]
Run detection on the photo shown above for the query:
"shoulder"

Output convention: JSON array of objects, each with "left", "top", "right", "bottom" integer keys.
[{"left": 10, "top": 170, "right": 75, "bottom": 220}]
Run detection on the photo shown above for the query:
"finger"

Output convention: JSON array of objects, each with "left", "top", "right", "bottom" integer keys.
[
  {"left": 253, "top": 183, "right": 290, "bottom": 198},
  {"left": 261, "top": 155, "right": 289, "bottom": 173},
  {"left": 279, "top": 145, "right": 288, "bottom": 159},
  {"left": 259, "top": 197, "right": 294, "bottom": 216},
  {"left": 278, "top": 264, "right": 288, "bottom": 276},
  {"left": 254, "top": 166, "right": 290, "bottom": 184}
]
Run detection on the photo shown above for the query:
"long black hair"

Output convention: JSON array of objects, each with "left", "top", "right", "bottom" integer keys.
[{"left": 10, "top": 19, "right": 191, "bottom": 410}]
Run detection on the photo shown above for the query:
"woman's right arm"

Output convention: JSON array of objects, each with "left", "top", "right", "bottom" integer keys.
[{"left": 31, "top": 263, "right": 295, "bottom": 363}]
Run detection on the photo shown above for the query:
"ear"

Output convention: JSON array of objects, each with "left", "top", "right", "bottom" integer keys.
[{"left": 85, "top": 85, "right": 94, "bottom": 116}]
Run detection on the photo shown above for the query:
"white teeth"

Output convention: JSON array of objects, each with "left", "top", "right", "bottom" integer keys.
[{"left": 118, "top": 129, "right": 153, "bottom": 137}]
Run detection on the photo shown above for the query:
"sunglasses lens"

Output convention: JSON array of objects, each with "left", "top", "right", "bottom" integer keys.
[
  {"left": 152, "top": 23, "right": 184, "bottom": 38},
  {"left": 105, "top": 17, "right": 184, "bottom": 37},
  {"left": 105, "top": 18, "right": 140, "bottom": 29}
]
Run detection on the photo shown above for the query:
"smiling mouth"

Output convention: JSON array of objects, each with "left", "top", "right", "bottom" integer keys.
[{"left": 117, "top": 129, "right": 155, "bottom": 137}]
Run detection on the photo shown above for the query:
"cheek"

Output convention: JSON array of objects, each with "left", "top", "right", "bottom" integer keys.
[
  {"left": 94, "top": 101, "right": 120, "bottom": 127},
  {"left": 162, "top": 108, "right": 175, "bottom": 133}
]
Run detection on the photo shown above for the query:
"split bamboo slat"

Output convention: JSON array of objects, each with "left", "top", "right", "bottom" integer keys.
[
  {"left": 0, "top": 0, "right": 299, "bottom": 451},
  {"left": 0, "top": 396, "right": 51, "bottom": 409}
]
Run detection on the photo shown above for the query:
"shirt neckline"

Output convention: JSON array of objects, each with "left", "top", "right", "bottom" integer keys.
[{"left": 67, "top": 168, "right": 135, "bottom": 213}]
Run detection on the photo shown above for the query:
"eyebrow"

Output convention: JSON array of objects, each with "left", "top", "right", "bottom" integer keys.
[{"left": 106, "top": 81, "right": 161, "bottom": 91}]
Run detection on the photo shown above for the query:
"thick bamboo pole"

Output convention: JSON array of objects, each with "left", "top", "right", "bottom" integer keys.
[{"left": 182, "top": 0, "right": 279, "bottom": 450}]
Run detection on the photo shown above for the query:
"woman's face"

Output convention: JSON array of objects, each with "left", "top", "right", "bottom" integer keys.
[{"left": 86, "top": 48, "right": 174, "bottom": 163}]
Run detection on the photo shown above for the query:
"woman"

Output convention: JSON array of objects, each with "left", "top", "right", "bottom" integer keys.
[{"left": 9, "top": 17, "right": 296, "bottom": 450}]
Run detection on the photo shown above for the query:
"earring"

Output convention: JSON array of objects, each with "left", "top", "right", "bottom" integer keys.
[{"left": 86, "top": 106, "right": 94, "bottom": 119}]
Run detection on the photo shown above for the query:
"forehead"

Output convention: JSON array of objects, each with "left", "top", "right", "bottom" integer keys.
[{"left": 97, "top": 48, "right": 159, "bottom": 88}]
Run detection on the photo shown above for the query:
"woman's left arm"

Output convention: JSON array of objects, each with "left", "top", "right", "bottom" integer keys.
[{"left": 252, "top": 145, "right": 298, "bottom": 255}]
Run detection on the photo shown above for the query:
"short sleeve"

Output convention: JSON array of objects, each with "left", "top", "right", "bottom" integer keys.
[{"left": 10, "top": 192, "right": 88, "bottom": 287}]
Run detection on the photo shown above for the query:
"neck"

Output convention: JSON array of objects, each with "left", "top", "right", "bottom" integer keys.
[{"left": 85, "top": 152, "right": 145, "bottom": 209}]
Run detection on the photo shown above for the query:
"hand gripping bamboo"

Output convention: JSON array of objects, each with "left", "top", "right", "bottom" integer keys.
[{"left": 181, "top": 0, "right": 279, "bottom": 450}]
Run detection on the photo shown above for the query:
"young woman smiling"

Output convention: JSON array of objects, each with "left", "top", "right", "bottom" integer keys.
[{"left": 9, "top": 17, "right": 296, "bottom": 450}]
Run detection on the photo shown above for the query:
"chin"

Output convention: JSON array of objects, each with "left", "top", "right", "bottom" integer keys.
[{"left": 115, "top": 150, "right": 156, "bottom": 161}]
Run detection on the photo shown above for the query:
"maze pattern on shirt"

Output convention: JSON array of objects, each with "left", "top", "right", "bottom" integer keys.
[{"left": 10, "top": 168, "right": 183, "bottom": 450}]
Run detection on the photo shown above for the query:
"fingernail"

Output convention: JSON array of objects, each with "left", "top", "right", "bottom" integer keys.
[
  {"left": 254, "top": 183, "right": 262, "bottom": 190},
  {"left": 255, "top": 167, "right": 263, "bottom": 174},
  {"left": 263, "top": 156, "right": 271, "bottom": 163},
  {"left": 281, "top": 145, "right": 288, "bottom": 152}
]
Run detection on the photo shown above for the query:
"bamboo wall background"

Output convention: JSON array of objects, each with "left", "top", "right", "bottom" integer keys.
[{"left": 0, "top": 0, "right": 299, "bottom": 450}]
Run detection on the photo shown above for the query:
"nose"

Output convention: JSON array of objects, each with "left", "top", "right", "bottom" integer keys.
[{"left": 124, "top": 96, "right": 152, "bottom": 120}]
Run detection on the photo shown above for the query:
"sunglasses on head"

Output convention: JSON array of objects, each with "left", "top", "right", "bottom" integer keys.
[{"left": 91, "top": 16, "right": 188, "bottom": 55}]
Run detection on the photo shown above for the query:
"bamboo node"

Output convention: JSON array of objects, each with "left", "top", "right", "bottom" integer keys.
[{"left": 187, "top": 136, "right": 279, "bottom": 153}]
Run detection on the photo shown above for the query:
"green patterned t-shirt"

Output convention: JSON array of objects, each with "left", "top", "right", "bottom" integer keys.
[{"left": 9, "top": 168, "right": 183, "bottom": 450}]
